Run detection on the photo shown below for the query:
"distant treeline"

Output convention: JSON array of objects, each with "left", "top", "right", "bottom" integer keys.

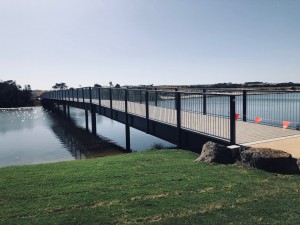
[
  {"left": 189, "top": 82, "right": 300, "bottom": 89},
  {"left": 0, "top": 80, "right": 34, "bottom": 108},
  {"left": 130, "top": 82, "right": 300, "bottom": 90}
]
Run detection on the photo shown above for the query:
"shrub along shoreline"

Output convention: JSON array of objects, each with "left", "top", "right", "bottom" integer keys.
[{"left": 0, "top": 150, "right": 299, "bottom": 224}]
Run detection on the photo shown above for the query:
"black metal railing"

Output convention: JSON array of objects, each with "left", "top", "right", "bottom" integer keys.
[
  {"left": 43, "top": 86, "right": 300, "bottom": 143},
  {"left": 201, "top": 89, "right": 300, "bottom": 129},
  {"left": 42, "top": 87, "right": 237, "bottom": 144},
  {"left": 150, "top": 87, "right": 300, "bottom": 130},
  {"left": 180, "top": 92, "right": 234, "bottom": 142}
]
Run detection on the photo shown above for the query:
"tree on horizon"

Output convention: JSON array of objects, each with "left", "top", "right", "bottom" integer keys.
[{"left": 52, "top": 83, "right": 68, "bottom": 90}]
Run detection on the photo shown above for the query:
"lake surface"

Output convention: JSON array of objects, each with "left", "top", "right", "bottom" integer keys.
[{"left": 0, "top": 107, "right": 174, "bottom": 168}]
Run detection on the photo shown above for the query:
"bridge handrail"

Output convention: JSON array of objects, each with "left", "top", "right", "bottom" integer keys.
[{"left": 42, "top": 87, "right": 237, "bottom": 144}]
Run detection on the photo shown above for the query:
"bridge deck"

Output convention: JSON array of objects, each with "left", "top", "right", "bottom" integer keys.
[{"left": 84, "top": 99, "right": 300, "bottom": 145}]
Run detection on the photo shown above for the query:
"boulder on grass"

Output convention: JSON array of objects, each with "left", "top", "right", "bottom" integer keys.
[
  {"left": 195, "top": 141, "right": 236, "bottom": 164},
  {"left": 240, "top": 148, "right": 299, "bottom": 174}
]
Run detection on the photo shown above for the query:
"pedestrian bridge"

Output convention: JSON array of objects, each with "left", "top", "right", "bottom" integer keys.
[{"left": 42, "top": 87, "right": 300, "bottom": 152}]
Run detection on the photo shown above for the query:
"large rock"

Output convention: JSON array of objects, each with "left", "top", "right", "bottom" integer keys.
[
  {"left": 240, "top": 148, "right": 299, "bottom": 174},
  {"left": 195, "top": 141, "right": 236, "bottom": 164}
]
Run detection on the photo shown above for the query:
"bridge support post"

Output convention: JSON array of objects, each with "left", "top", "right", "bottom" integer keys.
[
  {"left": 155, "top": 88, "right": 158, "bottom": 106},
  {"left": 63, "top": 103, "right": 67, "bottom": 118},
  {"left": 91, "top": 104, "right": 97, "bottom": 136},
  {"left": 243, "top": 90, "right": 247, "bottom": 121},
  {"left": 176, "top": 91, "right": 182, "bottom": 148},
  {"left": 125, "top": 123, "right": 130, "bottom": 152},
  {"left": 85, "top": 106, "right": 89, "bottom": 132},
  {"left": 67, "top": 105, "right": 70, "bottom": 119},
  {"left": 110, "top": 88, "right": 113, "bottom": 119},
  {"left": 230, "top": 95, "right": 236, "bottom": 145},
  {"left": 125, "top": 89, "right": 131, "bottom": 152},
  {"left": 98, "top": 88, "right": 102, "bottom": 115},
  {"left": 145, "top": 91, "right": 149, "bottom": 133},
  {"left": 76, "top": 89, "right": 79, "bottom": 104}
]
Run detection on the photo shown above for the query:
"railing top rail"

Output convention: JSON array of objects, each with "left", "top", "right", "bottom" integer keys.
[
  {"left": 243, "top": 89, "right": 300, "bottom": 93},
  {"left": 147, "top": 90, "right": 236, "bottom": 97},
  {"left": 44, "top": 87, "right": 238, "bottom": 97},
  {"left": 44, "top": 86, "right": 300, "bottom": 98}
]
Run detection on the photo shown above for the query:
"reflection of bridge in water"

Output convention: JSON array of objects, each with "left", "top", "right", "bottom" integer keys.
[
  {"left": 42, "top": 87, "right": 300, "bottom": 153},
  {"left": 48, "top": 112, "right": 124, "bottom": 159}
]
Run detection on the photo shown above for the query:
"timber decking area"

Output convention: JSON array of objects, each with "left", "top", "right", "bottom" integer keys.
[{"left": 85, "top": 99, "right": 300, "bottom": 146}]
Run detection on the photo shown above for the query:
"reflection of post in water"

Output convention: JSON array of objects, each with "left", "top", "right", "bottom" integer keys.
[
  {"left": 91, "top": 104, "right": 97, "bottom": 136},
  {"left": 124, "top": 90, "right": 131, "bottom": 152},
  {"left": 85, "top": 105, "right": 89, "bottom": 132},
  {"left": 67, "top": 105, "right": 70, "bottom": 119},
  {"left": 48, "top": 112, "right": 125, "bottom": 160},
  {"left": 43, "top": 94, "right": 132, "bottom": 154}
]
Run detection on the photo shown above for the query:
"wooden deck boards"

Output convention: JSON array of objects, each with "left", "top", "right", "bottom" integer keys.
[{"left": 79, "top": 99, "right": 300, "bottom": 145}]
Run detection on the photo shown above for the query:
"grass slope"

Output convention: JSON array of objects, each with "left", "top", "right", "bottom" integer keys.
[{"left": 0, "top": 150, "right": 299, "bottom": 225}]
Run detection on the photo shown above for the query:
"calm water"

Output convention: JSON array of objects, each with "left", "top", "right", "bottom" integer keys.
[{"left": 0, "top": 107, "right": 174, "bottom": 168}]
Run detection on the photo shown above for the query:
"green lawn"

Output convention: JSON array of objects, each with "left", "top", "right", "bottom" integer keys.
[{"left": 0, "top": 150, "right": 299, "bottom": 225}]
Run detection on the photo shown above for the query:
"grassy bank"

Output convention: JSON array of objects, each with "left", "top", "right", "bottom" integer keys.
[{"left": 0, "top": 150, "right": 299, "bottom": 225}]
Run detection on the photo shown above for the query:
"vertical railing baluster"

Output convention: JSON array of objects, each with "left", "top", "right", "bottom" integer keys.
[{"left": 176, "top": 91, "right": 182, "bottom": 148}]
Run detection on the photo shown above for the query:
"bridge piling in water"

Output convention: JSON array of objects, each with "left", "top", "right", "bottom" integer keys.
[
  {"left": 176, "top": 91, "right": 182, "bottom": 148},
  {"left": 91, "top": 104, "right": 97, "bottom": 136},
  {"left": 85, "top": 106, "right": 89, "bottom": 132},
  {"left": 125, "top": 89, "right": 131, "bottom": 152},
  {"left": 67, "top": 105, "right": 70, "bottom": 119},
  {"left": 145, "top": 91, "right": 149, "bottom": 133},
  {"left": 109, "top": 88, "right": 113, "bottom": 119},
  {"left": 230, "top": 95, "right": 236, "bottom": 145},
  {"left": 63, "top": 103, "right": 67, "bottom": 118}
]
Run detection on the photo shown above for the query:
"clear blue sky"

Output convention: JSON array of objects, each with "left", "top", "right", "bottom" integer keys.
[{"left": 0, "top": 0, "right": 299, "bottom": 90}]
